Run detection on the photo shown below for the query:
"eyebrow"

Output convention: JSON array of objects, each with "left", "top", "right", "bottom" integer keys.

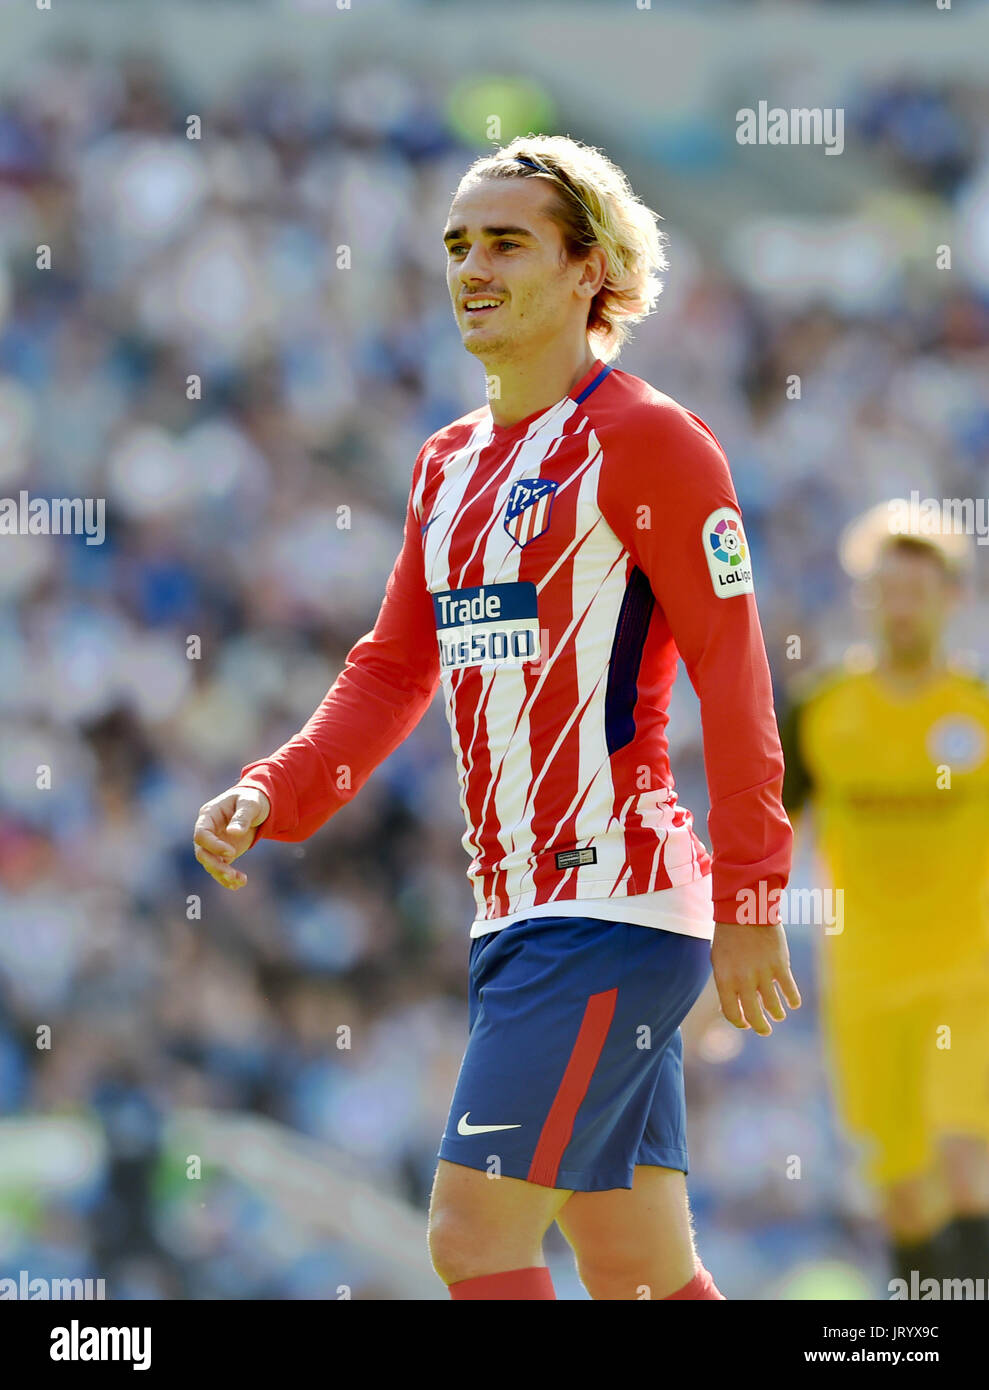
[{"left": 442, "top": 225, "right": 535, "bottom": 243}]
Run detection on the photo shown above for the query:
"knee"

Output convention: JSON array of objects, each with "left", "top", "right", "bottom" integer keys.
[
  {"left": 576, "top": 1255, "right": 649, "bottom": 1301},
  {"left": 428, "top": 1202, "right": 544, "bottom": 1287},
  {"left": 575, "top": 1256, "right": 683, "bottom": 1301},
  {"left": 574, "top": 1236, "right": 696, "bottom": 1301},
  {"left": 427, "top": 1208, "right": 463, "bottom": 1285},
  {"left": 427, "top": 1205, "right": 491, "bottom": 1286}
]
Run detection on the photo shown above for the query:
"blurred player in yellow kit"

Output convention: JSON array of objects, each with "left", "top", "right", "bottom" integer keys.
[{"left": 780, "top": 502, "right": 989, "bottom": 1290}]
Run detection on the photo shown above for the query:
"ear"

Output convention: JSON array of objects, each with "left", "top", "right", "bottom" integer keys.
[{"left": 577, "top": 245, "right": 608, "bottom": 298}]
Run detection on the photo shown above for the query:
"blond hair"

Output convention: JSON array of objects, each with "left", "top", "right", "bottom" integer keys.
[{"left": 457, "top": 134, "right": 668, "bottom": 363}]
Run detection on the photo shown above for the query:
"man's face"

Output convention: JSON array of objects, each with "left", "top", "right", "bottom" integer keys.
[
  {"left": 443, "top": 177, "right": 595, "bottom": 365},
  {"left": 873, "top": 544, "right": 954, "bottom": 663}
]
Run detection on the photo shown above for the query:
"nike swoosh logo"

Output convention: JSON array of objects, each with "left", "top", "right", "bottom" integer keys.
[
  {"left": 420, "top": 512, "right": 444, "bottom": 536},
  {"left": 457, "top": 1111, "right": 522, "bottom": 1136}
]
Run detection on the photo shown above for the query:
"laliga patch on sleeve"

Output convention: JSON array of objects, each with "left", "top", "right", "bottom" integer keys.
[{"left": 703, "top": 506, "right": 754, "bottom": 598}]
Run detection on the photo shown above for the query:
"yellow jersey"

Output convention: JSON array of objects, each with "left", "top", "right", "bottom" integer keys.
[{"left": 780, "top": 658, "right": 989, "bottom": 987}]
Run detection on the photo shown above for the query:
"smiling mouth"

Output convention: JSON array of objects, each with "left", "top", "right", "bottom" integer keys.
[{"left": 463, "top": 300, "right": 503, "bottom": 317}]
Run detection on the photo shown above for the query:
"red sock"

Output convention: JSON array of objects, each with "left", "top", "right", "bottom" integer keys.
[
  {"left": 664, "top": 1264, "right": 725, "bottom": 1300},
  {"left": 449, "top": 1266, "right": 556, "bottom": 1300}
]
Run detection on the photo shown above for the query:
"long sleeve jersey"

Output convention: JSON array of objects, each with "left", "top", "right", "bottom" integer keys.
[{"left": 238, "top": 358, "right": 792, "bottom": 931}]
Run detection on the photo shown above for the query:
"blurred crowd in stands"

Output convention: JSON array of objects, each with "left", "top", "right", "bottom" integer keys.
[{"left": 0, "top": 35, "right": 986, "bottom": 1298}]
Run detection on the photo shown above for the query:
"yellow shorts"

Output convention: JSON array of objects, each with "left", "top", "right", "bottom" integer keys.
[{"left": 821, "top": 964, "right": 989, "bottom": 1187}]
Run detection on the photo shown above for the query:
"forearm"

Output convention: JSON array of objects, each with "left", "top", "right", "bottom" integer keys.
[
  {"left": 239, "top": 440, "right": 441, "bottom": 843},
  {"left": 693, "top": 636, "right": 792, "bottom": 924},
  {"left": 239, "top": 642, "right": 438, "bottom": 842}
]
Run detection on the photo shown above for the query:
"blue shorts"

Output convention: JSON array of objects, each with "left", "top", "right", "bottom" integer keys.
[{"left": 437, "top": 915, "right": 711, "bottom": 1192}]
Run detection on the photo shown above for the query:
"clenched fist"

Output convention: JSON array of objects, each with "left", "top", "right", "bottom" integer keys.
[{"left": 193, "top": 785, "right": 271, "bottom": 890}]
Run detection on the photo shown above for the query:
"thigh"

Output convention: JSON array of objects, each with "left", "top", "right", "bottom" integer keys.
[
  {"left": 823, "top": 985, "right": 933, "bottom": 1186},
  {"left": 555, "top": 1163, "right": 696, "bottom": 1298},
  {"left": 428, "top": 1157, "right": 571, "bottom": 1238},
  {"left": 557, "top": 1163, "right": 690, "bottom": 1247},
  {"left": 929, "top": 972, "right": 989, "bottom": 1143}
]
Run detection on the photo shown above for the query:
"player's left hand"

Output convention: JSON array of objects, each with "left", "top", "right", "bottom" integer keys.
[{"left": 710, "top": 921, "right": 801, "bottom": 1036}]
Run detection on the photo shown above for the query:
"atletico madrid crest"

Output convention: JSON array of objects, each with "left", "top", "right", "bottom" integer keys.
[{"left": 504, "top": 477, "right": 558, "bottom": 549}]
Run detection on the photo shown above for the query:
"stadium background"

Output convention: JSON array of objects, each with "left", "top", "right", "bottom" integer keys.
[{"left": 0, "top": 0, "right": 987, "bottom": 1299}]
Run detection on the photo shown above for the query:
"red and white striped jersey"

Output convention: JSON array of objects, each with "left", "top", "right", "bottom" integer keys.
[{"left": 239, "top": 358, "right": 792, "bottom": 931}]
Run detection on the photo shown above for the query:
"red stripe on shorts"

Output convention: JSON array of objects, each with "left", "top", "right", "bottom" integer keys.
[{"left": 526, "top": 987, "right": 618, "bottom": 1187}]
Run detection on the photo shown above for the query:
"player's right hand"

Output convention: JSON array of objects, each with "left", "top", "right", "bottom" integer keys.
[{"left": 193, "top": 785, "right": 271, "bottom": 890}]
